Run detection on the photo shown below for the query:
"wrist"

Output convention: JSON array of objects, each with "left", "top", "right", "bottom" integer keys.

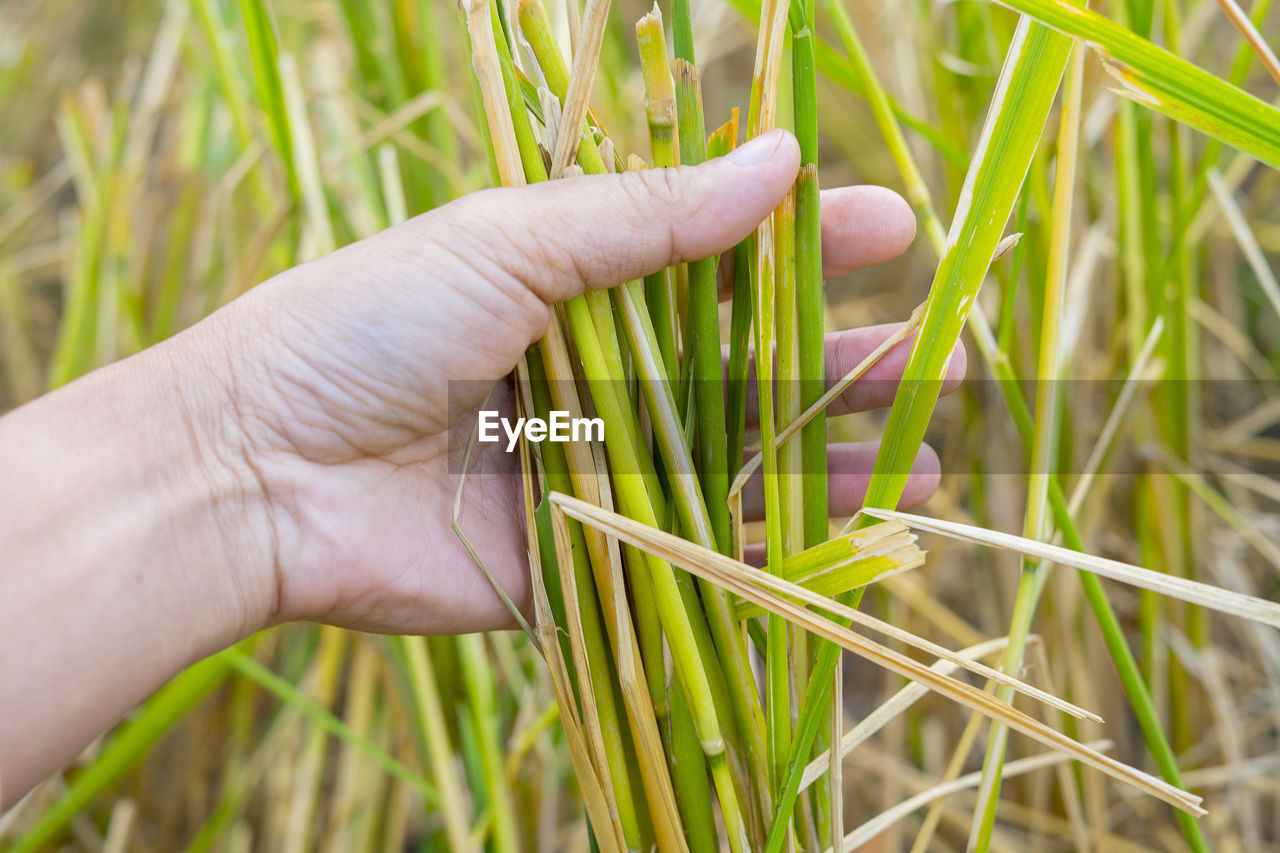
[
  {"left": 0, "top": 326, "right": 277, "bottom": 802},
  {"left": 139, "top": 318, "right": 282, "bottom": 643}
]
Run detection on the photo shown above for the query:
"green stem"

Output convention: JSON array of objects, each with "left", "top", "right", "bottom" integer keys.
[
  {"left": 792, "top": 0, "right": 829, "bottom": 841},
  {"left": 476, "top": 7, "right": 674, "bottom": 845},
  {"left": 708, "top": 114, "right": 754, "bottom": 534},
  {"left": 674, "top": 59, "right": 732, "bottom": 559},
  {"left": 457, "top": 634, "right": 519, "bottom": 853},
  {"left": 532, "top": 363, "right": 650, "bottom": 849},
  {"left": 238, "top": 0, "right": 298, "bottom": 199},
  {"left": 671, "top": 0, "right": 696, "bottom": 65},
  {"left": 567, "top": 293, "right": 752, "bottom": 853},
  {"left": 726, "top": 236, "right": 753, "bottom": 521},
  {"left": 754, "top": 205, "right": 789, "bottom": 819},
  {"left": 633, "top": 12, "right": 681, "bottom": 380},
  {"left": 668, "top": 674, "right": 718, "bottom": 853},
  {"left": 399, "top": 636, "right": 473, "bottom": 850},
  {"left": 766, "top": 18, "right": 1079, "bottom": 852},
  {"left": 773, "top": 183, "right": 803, "bottom": 844},
  {"left": 970, "top": 42, "right": 1082, "bottom": 851},
  {"left": 10, "top": 643, "right": 251, "bottom": 853},
  {"left": 1160, "top": 0, "right": 1200, "bottom": 757}
]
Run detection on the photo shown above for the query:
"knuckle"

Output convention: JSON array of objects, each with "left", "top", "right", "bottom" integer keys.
[
  {"left": 449, "top": 194, "right": 575, "bottom": 310},
  {"left": 632, "top": 165, "right": 693, "bottom": 208}
]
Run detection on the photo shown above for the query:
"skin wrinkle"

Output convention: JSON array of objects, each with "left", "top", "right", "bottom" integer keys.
[
  {"left": 164, "top": 319, "right": 282, "bottom": 635},
  {"left": 255, "top": 454, "right": 377, "bottom": 624},
  {"left": 280, "top": 217, "right": 547, "bottom": 404},
  {"left": 397, "top": 218, "right": 557, "bottom": 377},
  {"left": 434, "top": 262, "right": 552, "bottom": 376},
  {"left": 283, "top": 353, "right": 409, "bottom": 439},
  {"left": 613, "top": 168, "right": 690, "bottom": 281},
  {"left": 287, "top": 286, "right": 437, "bottom": 399},
  {"left": 228, "top": 242, "right": 538, "bottom": 627},
  {"left": 212, "top": 327, "right": 388, "bottom": 625},
  {"left": 492, "top": 160, "right": 797, "bottom": 301},
  {"left": 215, "top": 301, "right": 356, "bottom": 460},
  {"left": 259, "top": 350, "right": 389, "bottom": 461},
  {"left": 416, "top": 192, "right": 579, "bottom": 305},
  {"left": 249, "top": 295, "right": 435, "bottom": 454},
  {"left": 363, "top": 467, "right": 520, "bottom": 631},
  {"left": 206, "top": 313, "right": 308, "bottom": 628},
  {"left": 255, "top": 425, "right": 524, "bottom": 629},
  {"left": 511, "top": 208, "right": 619, "bottom": 301},
  {"left": 221, "top": 369, "right": 287, "bottom": 627}
]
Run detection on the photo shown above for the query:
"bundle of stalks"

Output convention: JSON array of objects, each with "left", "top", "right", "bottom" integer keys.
[{"left": 456, "top": 2, "right": 1280, "bottom": 851}]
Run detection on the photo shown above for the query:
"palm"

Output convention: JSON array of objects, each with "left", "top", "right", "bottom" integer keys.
[
  {"left": 269, "top": 434, "right": 528, "bottom": 635},
  {"left": 236, "top": 254, "right": 538, "bottom": 632}
]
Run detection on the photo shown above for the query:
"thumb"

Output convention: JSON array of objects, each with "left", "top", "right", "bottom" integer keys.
[{"left": 434, "top": 128, "right": 801, "bottom": 303}]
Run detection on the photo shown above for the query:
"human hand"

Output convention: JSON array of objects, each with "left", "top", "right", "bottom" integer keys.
[{"left": 179, "top": 128, "right": 964, "bottom": 637}]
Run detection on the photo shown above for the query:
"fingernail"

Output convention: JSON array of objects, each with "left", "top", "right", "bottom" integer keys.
[{"left": 726, "top": 128, "right": 786, "bottom": 167}]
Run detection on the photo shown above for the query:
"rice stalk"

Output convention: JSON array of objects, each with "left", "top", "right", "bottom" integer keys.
[
  {"left": 549, "top": 491, "right": 1204, "bottom": 815},
  {"left": 549, "top": 0, "right": 609, "bottom": 177},
  {"left": 833, "top": 743, "right": 1112, "bottom": 853},
  {"left": 815, "top": 8, "right": 1217, "bottom": 849},
  {"left": 238, "top": 0, "right": 297, "bottom": 197},
  {"left": 559, "top": 496, "right": 1095, "bottom": 722},
  {"left": 967, "top": 41, "right": 1085, "bottom": 850},
  {"left": 531, "top": 508, "right": 627, "bottom": 853},
  {"left": 730, "top": 305, "right": 924, "bottom": 497},
  {"left": 764, "top": 16, "right": 1081, "bottom": 849},
  {"left": 1147, "top": 446, "right": 1280, "bottom": 572},
  {"left": 1212, "top": 0, "right": 1280, "bottom": 86},
  {"left": 635, "top": 8, "right": 679, "bottom": 377},
  {"left": 469, "top": 8, "right": 685, "bottom": 847},
  {"left": 467, "top": 4, "right": 755, "bottom": 847},
  {"left": 860, "top": 507, "right": 1280, "bottom": 630},
  {"left": 534, "top": 7, "right": 769, "bottom": 838},
  {"left": 191, "top": 0, "right": 275, "bottom": 208},
  {"left": 457, "top": 634, "right": 521, "bottom": 853},
  {"left": 1001, "top": 0, "right": 1280, "bottom": 165},
  {"left": 280, "top": 629, "right": 347, "bottom": 853},
  {"left": 8, "top": 647, "right": 247, "bottom": 853},
  {"left": 798, "top": 637, "right": 1015, "bottom": 793},
  {"left": 1208, "top": 169, "right": 1280, "bottom": 322}
]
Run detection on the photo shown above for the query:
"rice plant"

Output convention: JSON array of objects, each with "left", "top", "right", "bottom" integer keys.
[{"left": 3, "top": 0, "right": 1280, "bottom": 850}]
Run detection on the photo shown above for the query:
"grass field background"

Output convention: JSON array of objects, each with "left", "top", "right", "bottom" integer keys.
[{"left": 2, "top": 0, "right": 1280, "bottom": 850}]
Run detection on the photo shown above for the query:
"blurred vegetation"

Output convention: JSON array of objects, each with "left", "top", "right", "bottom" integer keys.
[{"left": 2, "top": 0, "right": 1280, "bottom": 850}]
